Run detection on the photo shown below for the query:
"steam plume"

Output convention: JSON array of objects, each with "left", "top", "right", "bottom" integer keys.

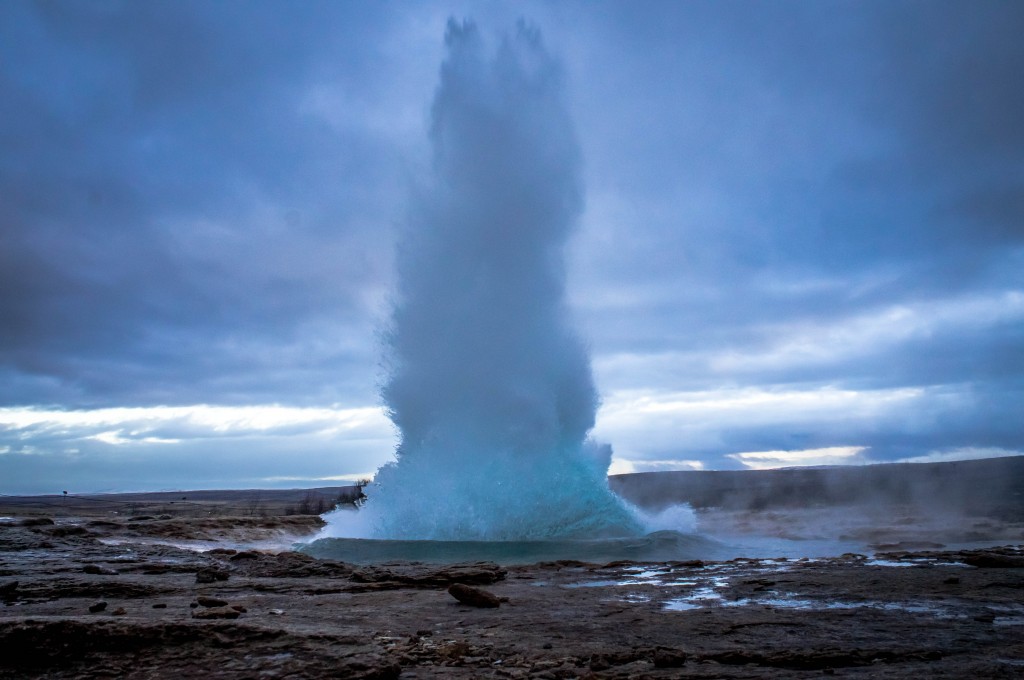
[{"left": 363, "top": 19, "right": 641, "bottom": 540}]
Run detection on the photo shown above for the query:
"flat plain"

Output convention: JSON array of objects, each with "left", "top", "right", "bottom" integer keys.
[{"left": 2, "top": 458, "right": 1024, "bottom": 678}]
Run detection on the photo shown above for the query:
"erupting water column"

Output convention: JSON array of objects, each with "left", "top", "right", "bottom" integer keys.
[{"left": 363, "top": 20, "right": 641, "bottom": 540}]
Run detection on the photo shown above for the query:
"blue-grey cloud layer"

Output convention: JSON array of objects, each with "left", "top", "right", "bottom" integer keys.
[{"left": 1, "top": 1, "right": 1021, "bottom": 490}]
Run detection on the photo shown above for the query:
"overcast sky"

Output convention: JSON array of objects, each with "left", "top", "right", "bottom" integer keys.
[{"left": 2, "top": 1, "right": 1022, "bottom": 494}]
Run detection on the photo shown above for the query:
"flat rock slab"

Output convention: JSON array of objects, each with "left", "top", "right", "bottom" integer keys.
[
  {"left": 82, "top": 564, "right": 119, "bottom": 575},
  {"left": 448, "top": 583, "right": 501, "bottom": 608},
  {"left": 191, "top": 606, "right": 241, "bottom": 620}
]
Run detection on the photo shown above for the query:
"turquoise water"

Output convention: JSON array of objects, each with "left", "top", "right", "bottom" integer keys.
[{"left": 300, "top": 530, "right": 731, "bottom": 565}]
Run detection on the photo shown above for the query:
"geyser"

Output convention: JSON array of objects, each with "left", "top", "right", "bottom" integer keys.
[{"left": 360, "top": 20, "right": 641, "bottom": 540}]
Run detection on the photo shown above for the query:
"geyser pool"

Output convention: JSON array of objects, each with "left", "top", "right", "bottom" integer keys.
[
  {"left": 304, "top": 530, "right": 724, "bottom": 565},
  {"left": 322, "top": 19, "right": 641, "bottom": 541}
]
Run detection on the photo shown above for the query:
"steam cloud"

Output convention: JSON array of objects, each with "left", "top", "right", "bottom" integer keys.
[{"left": 361, "top": 20, "right": 641, "bottom": 540}]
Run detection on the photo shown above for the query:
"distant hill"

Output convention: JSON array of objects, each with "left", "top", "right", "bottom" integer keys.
[
  {"left": 5, "top": 457, "right": 1021, "bottom": 522},
  {"left": 0, "top": 485, "right": 364, "bottom": 518},
  {"left": 609, "top": 456, "right": 1024, "bottom": 520}
]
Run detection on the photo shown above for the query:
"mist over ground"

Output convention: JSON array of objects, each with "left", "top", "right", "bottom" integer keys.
[
  {"left": 611, "top": 456, "right": 1024, "bottom": 517},
  {"left": 611, "top": 455, "right": 1024, "bottom": 550}
]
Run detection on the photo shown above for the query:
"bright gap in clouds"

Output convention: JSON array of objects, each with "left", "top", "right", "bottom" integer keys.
[
  {"left": 0, "top": 405, "right": 396, "bottom": 494},
  {"left": 607, "top": 458, "right": 706, "bottom": 475},
  {"left": 710, "top": 290, "right": 1024, "bottom": 374},
  {"left": 594, "top": 384, "right": 926, "bottom": 439},
  {"left": 726, "top": 446, "right": 869, "bottom": 470},
  {"left": 590, "top": 289, "right": 1024, "bottom": 387},
  {"left": 0, "top": 404, "right": 390, "bottom": 442},
  {"left": 896, "top": 447, "right": 1024, "bottom": 465},
  {"left": 592, "top": 383, "right": 996, "bottom": 473}
]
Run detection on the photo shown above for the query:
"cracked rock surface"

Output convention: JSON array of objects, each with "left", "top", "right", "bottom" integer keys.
[{"left": 2, "top": 517, "right": 1024, "bottom": 678}]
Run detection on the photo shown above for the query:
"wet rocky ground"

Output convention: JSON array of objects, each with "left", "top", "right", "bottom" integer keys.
[{"left": 2, "top": 516, "right": 1023, "bottom": 679}]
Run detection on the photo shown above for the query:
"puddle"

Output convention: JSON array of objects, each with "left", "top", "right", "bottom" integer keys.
[
  {"left": 664, "top": 593, "right": 874, "bottom": 612},
  {"left": 865, "top": 559, "right": 920, "bottom": 568},
  {"left": 726, "top": 596, "right": 818, "bottom": 609},
  {"left": 98, "top": 537, "right": 298, "bottom": 553},
  {"left": 662, "top": 591, "right": 1003, "bottom": 619},
  {"left": 622, "top": 568, "right": 669, "bottom": 579},
  {"left": 663, "top": 586, "right": 723, "bottom": 610},
  {"left": 566, "top": 558, "right": 1022, "bottom": 619},
  {"left": 865, "top": 557, "right": 973, "bottom": 569}
]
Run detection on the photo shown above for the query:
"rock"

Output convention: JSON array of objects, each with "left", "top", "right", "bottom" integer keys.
[
  {"left": 448, "top": 583, "right": 501, "bottom": 608},
  {"left": 268, "top": 608, "right": 285, "bottom": 615},
  {"left": 653, "top": 647, "right": 688, "bottom": 668},
  {"left": 230, "top": 551, "right": 353, "bottom": 578},
  {"left": 112, "top": 607, "right": 127, "bottom": 616},
  {"left": 670, "top": 560, "right": 705, "bottom": 568},
  {"left": 191, "top": 606, "right": 241, "bottom": 620},
  {"left": 340, "top": 656, "right": 400, "bottom": 679},
  {"left": 589, "top": 651, "right": 643, "bottom": 670},
  {"left": 944, "top": 576, "right": 960, "bottom": 584},
  {"left": 196, "top": 596, "right": 229, "bottom": 608},
  {"left": 230, "top": 605, "right": 247, "bottom": 613},
  {"left": 704, "top": 648, "right": 941, "bottom": 670},
  {"left": 437, "top": 640, "right": 471, "bottom": 660},
  {"left": 195, "top": 567, "right": 230, "bottom": 583},
  {"left": 335, "top": 636, "right": 362, "bottom": 645},
  {"left": 228, "top": 550, "right": 261, "bottom": 561},
  {"left": 87, "top": 520, "right": 120, "bottom": 528},
  {"left": 20, "top": 517, "right": 54, "bottom": 526},
  {"left": 350, "top": 561, "right": 505, "bottom": 588},
  {"left": 83, "top": 564, "right": 119, "bottom": 575},
  {"left": 46, "top": 525, "right": 91, "bottom": 537},
  {"left": 601, "top": 560, "right": 637, "bottom": 569},
  {"left": 88, "top": 601, "right": 108, "bottom": 613},
  {"left": 152, "top": 603, "right": 167, "bottom": 609},
  {"left": 963, "top": 553, "right": 1024, "bottom": 568},
  {"left": 127, "top": 515, "right": 156, "bottom": 522},
  {"left": 607, "top": 660, "right": 652, "bottom": 675}
]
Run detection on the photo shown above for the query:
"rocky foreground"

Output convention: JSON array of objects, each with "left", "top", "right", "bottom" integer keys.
[{"left": 2, "top": 516, "right": 1023, "bottom": 679}]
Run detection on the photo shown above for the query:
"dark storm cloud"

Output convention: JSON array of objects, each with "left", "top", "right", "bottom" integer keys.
[
  {"left": 569, "top": 1, "right": 1023, "bottom": 311},
  {"left": 0, "top": 1, "right": 1021, "bottom": 491},
  {"left": 566, "top": 3, "right": 1022, "bottom": 319},
  {"left": 0, "top": 1, "right": 424, "bottom": 407},
  {"left": 563, "top": 0, "right": 1023, "bottom": 465}
]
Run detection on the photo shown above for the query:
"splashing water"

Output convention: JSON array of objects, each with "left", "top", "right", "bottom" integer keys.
[{"left": 344, "top": 20, "right": 641, "bottom": 541}]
